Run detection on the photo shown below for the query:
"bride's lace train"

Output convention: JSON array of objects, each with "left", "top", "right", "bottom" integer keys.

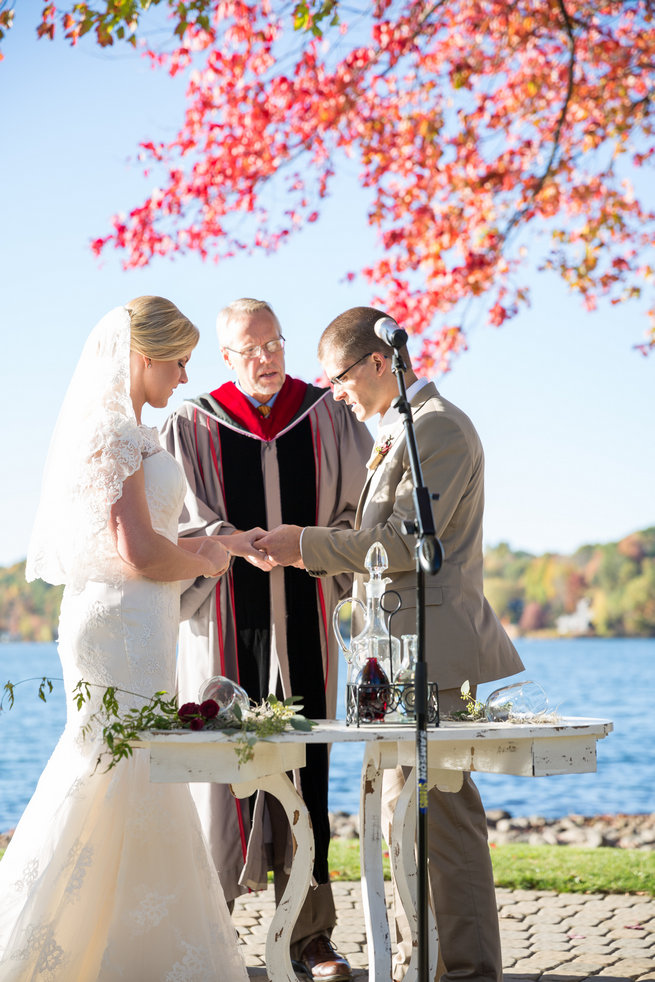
[{"left": 0, "top": 724, "right": 248, "bottom": 981}]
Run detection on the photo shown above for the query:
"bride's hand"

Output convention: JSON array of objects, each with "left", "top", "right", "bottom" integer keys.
[
  {"left": 196, "top": 537, "right": 231, "bottom": 578},
  {"left": 223, "top": 529, "right": 277, "bottom": 572}
]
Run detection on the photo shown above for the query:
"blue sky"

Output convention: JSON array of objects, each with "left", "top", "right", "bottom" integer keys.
[{"left": 1, "top": 12, "right": 653, "bottom": 567}]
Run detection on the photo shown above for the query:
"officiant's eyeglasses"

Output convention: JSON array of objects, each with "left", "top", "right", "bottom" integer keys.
[
  {"left": 329, "top": 352, "right": 373, "bottom": 387},
  {"left": 224, "top": 336, "right": 286, "bottom": 360}
]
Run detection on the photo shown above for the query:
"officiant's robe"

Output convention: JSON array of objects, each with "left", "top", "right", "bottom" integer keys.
[{"left": 161, "top": 378, "right": 372, "bottom": 900}]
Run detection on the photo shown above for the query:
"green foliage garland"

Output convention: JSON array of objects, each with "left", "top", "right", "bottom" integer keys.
[
  {"left": 2, "top": 677, "right": 316, "bottom": 769},
  {"left": 75, "top": 682, "right": 317, "bottom": 768}
]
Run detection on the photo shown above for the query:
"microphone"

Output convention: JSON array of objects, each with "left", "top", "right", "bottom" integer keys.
[{"left": 374, "top": 316, "right": 408, "bottom": 349}]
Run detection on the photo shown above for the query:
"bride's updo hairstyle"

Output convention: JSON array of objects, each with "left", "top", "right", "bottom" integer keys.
[{"left": 126, "top": 295, "right": 199, "bottom": 360}]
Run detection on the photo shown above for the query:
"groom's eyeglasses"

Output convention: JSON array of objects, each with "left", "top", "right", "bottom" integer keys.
[{"left": 328, "top": 352, "right": 373, "bottom": 388}]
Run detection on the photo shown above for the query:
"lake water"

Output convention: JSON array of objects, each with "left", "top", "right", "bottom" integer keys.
[{"left": 1, "top": 638, "right": 654, "bottom": 831}]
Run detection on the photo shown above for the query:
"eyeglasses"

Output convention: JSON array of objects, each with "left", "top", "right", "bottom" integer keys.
[
  {"left": 223, "top": 336, "right": 285, "bottom": 360},
  {"left": 328, "top": 352, "right": 373, "bottom": 387}
]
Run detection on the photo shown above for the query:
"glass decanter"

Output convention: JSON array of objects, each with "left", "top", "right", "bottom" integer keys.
[
  {"left": 333, "top": 541, "right": 401, "bottom": 683},
  {"left": 333, "top": 541, "right": 400, "bottom": 722}
]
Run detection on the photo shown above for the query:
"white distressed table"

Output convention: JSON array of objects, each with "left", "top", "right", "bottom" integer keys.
[{"left": 134, "top": 716, "right": 612, "bottom": 982}]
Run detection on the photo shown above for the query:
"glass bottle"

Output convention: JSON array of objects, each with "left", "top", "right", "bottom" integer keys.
[
  {"left": 352, "top": 543, "right": 400, "bottom": 722},
  {"left": 352, "top": 542, "right": 400, "bottom": 682},
  {"left": 397, "top": 634, "right": 418, "bottom": 716},
  {"left": 333, "top": 541, "right": 400, "bottom": 685}
]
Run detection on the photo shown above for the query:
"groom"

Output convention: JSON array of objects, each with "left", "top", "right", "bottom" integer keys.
[{"left": 256, "top": 305, "right": 524, "bottom": 982}]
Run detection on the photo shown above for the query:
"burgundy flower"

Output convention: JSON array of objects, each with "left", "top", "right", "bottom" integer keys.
[
  {"left": 367, "top": 435, "right": 395, "bottom": 472},
  {"left": 190, "top": 717, "right": 205, "bottom": 731},
  {"left": 178, "top": 701, "right": 201, "bottom": 722},
  {"left": 374, "top": 436, "right": 393, "bottom": 457},
  {"left": 200, "top": 698, "right": 220, "bottom": 719}
]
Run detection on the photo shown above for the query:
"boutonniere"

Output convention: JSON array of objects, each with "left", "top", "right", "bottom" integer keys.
[{"left": 367, "top": 436, "right": 394, "bottom": 471}]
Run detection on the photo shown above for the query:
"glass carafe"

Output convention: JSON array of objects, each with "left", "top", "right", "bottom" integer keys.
[{"left": 332, "top": 541, "right": 401, "bottom": 684}]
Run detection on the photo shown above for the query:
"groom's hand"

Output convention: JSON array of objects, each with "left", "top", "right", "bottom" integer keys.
[
  {"left": 224, "top": 528, "right": 277, "bottom": 571},
  {"left": 255, "top": 525, "right": 304, "bottom": 568}
]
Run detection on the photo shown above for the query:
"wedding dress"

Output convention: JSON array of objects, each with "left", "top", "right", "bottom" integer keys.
[{"left": 0, "top": 308, "right": 249, "bottom": 981}]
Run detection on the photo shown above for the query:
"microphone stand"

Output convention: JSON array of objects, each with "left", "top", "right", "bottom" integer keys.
[{"left": 389, "top": 344, "right": 443, "bottom": 982}]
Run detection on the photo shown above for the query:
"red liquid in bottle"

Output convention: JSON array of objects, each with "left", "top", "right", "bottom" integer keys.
[{"left": 357, "top": 657, "right": 390, "bottom": 722}]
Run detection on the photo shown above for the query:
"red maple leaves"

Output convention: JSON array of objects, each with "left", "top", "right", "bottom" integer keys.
[{"left": 10, "top": 1, "right": 655, "bottom": 367}]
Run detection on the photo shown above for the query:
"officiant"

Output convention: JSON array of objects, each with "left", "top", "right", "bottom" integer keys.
[{"left": 162, "top": 298, "right": 372, "bottom": 981}]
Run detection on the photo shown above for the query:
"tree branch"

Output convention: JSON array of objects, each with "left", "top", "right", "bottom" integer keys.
[{"left": 501, "top": 0, "right": 576, "bottom": 241}]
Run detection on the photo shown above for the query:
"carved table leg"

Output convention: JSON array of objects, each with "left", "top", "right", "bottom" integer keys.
[
  {"left": 388, "top": 768, "right": 439, "bottom": 982},
  {"left": 231, "top": 772, "right": 314, "bottom": 982},
  {"left": 360, "top": 743, "right": 399, "bottom": 982}
]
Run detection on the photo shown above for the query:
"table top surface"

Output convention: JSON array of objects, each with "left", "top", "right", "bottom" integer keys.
[{"left": 134, "top": 716, "right": 613, "bottom": 746}]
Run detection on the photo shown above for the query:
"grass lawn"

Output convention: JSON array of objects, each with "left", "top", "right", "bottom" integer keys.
[{"left": 327, "top": 839, "right": 655, "bottom": 895}]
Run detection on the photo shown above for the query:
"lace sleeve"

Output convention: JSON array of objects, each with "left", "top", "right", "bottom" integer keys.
[{"left": 26, "top": 306, "right": 153, "bottom": 591}]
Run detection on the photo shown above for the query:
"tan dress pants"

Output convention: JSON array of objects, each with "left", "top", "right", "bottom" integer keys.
[{"left": 381, "top": 687, "right": 502, "bottom": 982}]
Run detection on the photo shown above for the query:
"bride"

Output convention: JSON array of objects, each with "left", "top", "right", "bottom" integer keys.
[{"left": 0, "top": 298, "right": 267, "bottom": 981}]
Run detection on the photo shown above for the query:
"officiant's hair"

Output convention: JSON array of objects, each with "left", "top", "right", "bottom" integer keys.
[
  {"left": 216, "top": 298, "right": 282, "bottom": 346},
  {"left": 126, "top": 295, "right": 199, "bottom": 360}
]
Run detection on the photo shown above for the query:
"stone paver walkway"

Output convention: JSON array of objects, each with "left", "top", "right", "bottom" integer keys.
[{"left": 235, "top": 883, "right": 655, "bottom": 981}]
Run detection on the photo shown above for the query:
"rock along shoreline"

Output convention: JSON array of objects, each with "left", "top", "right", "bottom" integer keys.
[
  {"left": 328, "top": 811, "right": 655, "bottom": 850},
  {"left": 2, "top": 811, "right": 654, "bottom": 853}
]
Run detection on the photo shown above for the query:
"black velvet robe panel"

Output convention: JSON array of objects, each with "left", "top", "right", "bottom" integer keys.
[{"left": 219, "top": 418, "right": 329, "bottom": 881}]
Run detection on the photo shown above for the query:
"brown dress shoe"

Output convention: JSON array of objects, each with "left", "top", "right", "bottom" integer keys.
[{"left": 299, "top": 934, "right": 352, "bottom": 980}]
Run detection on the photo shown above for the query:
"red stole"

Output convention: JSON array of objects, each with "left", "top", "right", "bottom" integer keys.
[{"left": 210, "top": 376, "right": 307, "bottom": 441}]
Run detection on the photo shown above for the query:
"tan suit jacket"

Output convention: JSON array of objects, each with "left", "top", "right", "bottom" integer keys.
[{"left": 302, "top": 381, "right": 523, "bottom": 690}]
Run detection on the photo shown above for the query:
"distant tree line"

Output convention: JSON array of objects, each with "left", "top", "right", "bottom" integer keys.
[
  {"left": 0, "top": 562, "right": 63, "bottom": 642},
  {"left": 1, "top": 527, "right": 654, "bottom": 641},
  {"left": 485, "top": 527, "right": 655, "bottom": 637}
]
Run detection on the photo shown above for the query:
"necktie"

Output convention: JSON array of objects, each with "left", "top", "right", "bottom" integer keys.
[{"left": 257, "top": 404, "right": 271, "bottom": 418}]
